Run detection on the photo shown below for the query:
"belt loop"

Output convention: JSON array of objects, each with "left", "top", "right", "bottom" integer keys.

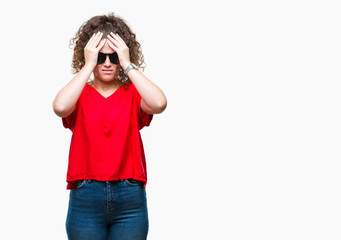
[{"left": 87, "top": 180, "right": 92, "bottom": 184}]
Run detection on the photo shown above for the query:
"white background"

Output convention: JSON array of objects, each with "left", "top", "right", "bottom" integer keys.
[{"left": 0, "top": 0, "right": 340, "bottom": 239}]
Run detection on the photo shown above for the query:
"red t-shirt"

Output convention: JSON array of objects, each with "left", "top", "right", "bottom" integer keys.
[{"left": 62, "top": 82, "right": 153, "bottom": 189}]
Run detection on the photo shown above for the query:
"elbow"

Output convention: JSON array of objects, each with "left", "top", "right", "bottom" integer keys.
[
  {"left": 155, "top": 98, "right": 167, "bottom": 114},
  {"left": 52, "top": 100, "right": 73, "bottom": 118},
  {"left": 53, "top": 103, "right": 65, "bottom": 118},
  {"left": 52, "top": 100, "right": 63, "bottom": 117}
]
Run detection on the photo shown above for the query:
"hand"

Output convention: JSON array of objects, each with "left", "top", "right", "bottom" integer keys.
[
  {"left": 84, "top": 32, "right": 106, "bottom": 68},
  {"left": 107, "top": 32, "right": 131, "bottom": 70}
]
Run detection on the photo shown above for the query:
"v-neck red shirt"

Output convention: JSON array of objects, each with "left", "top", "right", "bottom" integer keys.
[{"left": 62, "top": 82, "right": 153, "bottom": 189}]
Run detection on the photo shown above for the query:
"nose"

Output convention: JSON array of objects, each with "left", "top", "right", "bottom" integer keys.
[{"left": 103, "top": 55, "right": 112, "bottom": 66}]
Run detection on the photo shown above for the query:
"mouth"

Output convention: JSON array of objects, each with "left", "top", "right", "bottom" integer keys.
[{"left": 102, "top": 69, "right": 113, "bottom": 73}]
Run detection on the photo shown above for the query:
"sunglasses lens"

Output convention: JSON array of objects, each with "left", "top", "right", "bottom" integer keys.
[
  {"left": 97, "top": 52, "right": 119, "bottom": 65},
  {"left": 109, "top": 52, "right": 119, "bottom": 64},
  {"left": 97, "top": 52, "right": 106, "bottom": 64}
]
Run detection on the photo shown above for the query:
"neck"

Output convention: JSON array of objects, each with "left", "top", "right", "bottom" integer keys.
[{"left": 92, "top": 79, "right": 120, "bottom": 91}]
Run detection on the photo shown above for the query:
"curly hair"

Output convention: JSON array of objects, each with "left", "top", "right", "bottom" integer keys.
[{"left": 69, "top": 12, "right": 145, "bottom": 86}]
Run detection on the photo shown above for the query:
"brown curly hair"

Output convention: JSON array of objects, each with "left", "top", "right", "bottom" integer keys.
[{"left": 69, "top": 12, "right": 145, "bottom": 87}]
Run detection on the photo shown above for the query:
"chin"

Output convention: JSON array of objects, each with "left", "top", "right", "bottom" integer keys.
[{"left": 97, "top": 75, "right": 116, "bottom": 81}]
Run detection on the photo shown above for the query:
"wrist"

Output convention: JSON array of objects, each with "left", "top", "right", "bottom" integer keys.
[
  {"left": 124, "top": 63, "right": 139, "bottom": 75},
  {"left": 83, "top": 62, "right": 96, "bottom": 71},
  {"left": 121, "top": 61, "right": 131, "bottom": 71}
]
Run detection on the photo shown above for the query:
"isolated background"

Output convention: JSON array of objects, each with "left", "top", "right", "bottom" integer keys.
[{"left": 0, "top": 0, "right": 340, "bottom": 239}]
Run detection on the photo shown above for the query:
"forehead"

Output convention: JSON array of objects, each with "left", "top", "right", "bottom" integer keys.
[{"left": 99, "top": 41, "right": 114, "bottom": 54}]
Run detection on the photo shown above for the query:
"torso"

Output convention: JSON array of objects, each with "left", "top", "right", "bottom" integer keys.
[{"left": 87, "top": 81, "right": 121, "bottom": 98}]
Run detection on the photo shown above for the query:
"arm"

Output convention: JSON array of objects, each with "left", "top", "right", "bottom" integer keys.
[
  {"left": 52, "top": 64, "right": 94, "bottom": 117},
  {"left": 52, "top": 32, "right": 105, "bottom": 118},
  {"left": 126, "top": 69, "right": 167, "bottom": 114},
  {"left": 107, "top": 33, "right": 167, "bottom": 114}
]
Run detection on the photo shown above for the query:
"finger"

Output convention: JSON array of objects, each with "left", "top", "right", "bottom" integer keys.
[
  {"left": 96, "top": 39, "right": 106, "bottom": 50},
  {"left": 107, "top": 40, "right": 118, "bottom": 51},
  {"left": 109, "top": 32, "right": 116, "bottom": 38},
  {"left": 107, "top": 34, "right": 120, "bottom": 49},
  {"left": 107, "top": 34, "right": 117, "bottom": 43},
  {"left": 113, "top": 33, "right": 127, "bottom": 47},
  {"left": 107, "top": 33, "right": 119, "bottom": 43},
  {"left": 109, "top": 33, "right": 124, "bottom": 48},
  {"left": 85, "top": 33, "right": 96, "bottom": 48},
  {"left": 88, "top": 32, "right": 102, "bottom": 48},
  {"left": 91, "top": 32, "right": 103, "bottom": 48}
]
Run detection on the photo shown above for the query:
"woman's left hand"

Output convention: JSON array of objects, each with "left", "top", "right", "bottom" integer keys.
[{"left": 107, "top": 32, "right": 131, "bottom": 70}]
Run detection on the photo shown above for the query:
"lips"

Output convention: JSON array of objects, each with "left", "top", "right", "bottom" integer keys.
[{"left": 102, "top": 69, "right": 113, "bottom": 73}]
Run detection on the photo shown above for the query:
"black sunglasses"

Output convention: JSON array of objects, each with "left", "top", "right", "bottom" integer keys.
[{"left": 97, "top": 52, "right": 119, "bottom": 65}]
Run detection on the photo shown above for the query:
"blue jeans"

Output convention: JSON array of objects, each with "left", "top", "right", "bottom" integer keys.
[{"left": 66, "top": 179, "right": 149, "bottom": 240}]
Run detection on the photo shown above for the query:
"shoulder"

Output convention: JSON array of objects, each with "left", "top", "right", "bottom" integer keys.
[
  {"left": 121, "top": 82, "right": 137, "bottom": 95},
  {"left": 126, "top": 82, "right": 138, "bottom": 94}
]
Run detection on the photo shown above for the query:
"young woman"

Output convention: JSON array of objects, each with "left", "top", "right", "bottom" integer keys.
[{"left": 52, "top": 13, "right": 167, "bottom": 240}]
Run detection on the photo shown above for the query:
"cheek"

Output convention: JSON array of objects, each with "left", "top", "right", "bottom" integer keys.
[
  {"left": 111, "top": 65, "right": 120, "bottom": 76},
  {"left": 93, "top": 66, "right": 100, "bottom": 76},
  {"left": 114, "top": 66, "right": 120, "bottom": 75}
]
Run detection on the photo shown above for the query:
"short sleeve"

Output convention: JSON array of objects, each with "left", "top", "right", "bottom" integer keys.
[
  {"left": 62, "top": 100, "right": 79, "bottom": 131},
  {"left": 136, "top": 88, "right": 153, "bottom": 130}
]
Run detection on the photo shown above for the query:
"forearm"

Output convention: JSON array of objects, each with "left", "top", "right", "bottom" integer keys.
[
  {"left": 107, "top": 33, "right": 166, "bottom": 113},
  {"left": 126, "top": 68, "right": 167, "bottom": 113},
  {"left": 53, "top": 63, "right": 94, "bottom": 117}
]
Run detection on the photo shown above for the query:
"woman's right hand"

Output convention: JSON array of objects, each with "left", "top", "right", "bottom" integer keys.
[
  {"left": 53, "top": 32, "right": 105, "bottom": 118},
  {"left": 84, "top": 31, "right": 106, "bottom": 68}
]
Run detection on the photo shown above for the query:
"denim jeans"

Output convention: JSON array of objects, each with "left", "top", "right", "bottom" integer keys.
[{"left": 66, "top": 179, "right": 149, "bottom": 240}]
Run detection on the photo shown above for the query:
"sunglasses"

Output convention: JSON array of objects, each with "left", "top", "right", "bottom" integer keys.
[{"left": 97, "top": 52, "right": 119, "bottom": 65}]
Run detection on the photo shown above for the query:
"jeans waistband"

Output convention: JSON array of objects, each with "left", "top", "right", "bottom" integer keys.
[{"left": 82, "top": 178, "right": 137, "bottom": 184}]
